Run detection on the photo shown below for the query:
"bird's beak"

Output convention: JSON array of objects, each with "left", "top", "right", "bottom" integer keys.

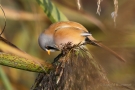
[{"left": 46, "top": 50, "right": 51, "bottom": 55}]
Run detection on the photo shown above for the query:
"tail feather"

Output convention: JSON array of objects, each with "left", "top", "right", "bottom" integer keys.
[{"left": 87, "top": 36, "right": 126, "bottom": 62}]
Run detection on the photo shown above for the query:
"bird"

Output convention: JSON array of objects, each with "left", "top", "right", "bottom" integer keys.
[{"left": 38, "top": 21, "right": 125, "bottom": 62}]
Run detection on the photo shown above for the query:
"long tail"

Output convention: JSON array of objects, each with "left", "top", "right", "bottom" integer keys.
[{"left": 87, "top": 36, "right": 126, "bottom": 62}]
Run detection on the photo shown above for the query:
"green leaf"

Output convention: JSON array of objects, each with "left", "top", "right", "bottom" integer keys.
[
  {"left": 0, "top": 53, "right": 53, "bottom": 73},
  {"left": 0, "top": 66, "right": 13, "bottom": 90},
  {"left": 37, "top": 0, "right": 68, "bottom": 23}
]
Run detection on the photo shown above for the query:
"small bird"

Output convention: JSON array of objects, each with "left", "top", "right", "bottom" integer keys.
[{"left": 38, "top": 21, "right": 125, "bottom": 62}]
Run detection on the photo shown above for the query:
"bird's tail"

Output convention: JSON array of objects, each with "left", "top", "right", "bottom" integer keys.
[{"left": 87, "top": 36, "right": 126, "bottom": 62}]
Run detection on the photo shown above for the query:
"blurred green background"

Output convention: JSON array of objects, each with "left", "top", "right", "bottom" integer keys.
[{"left": 0, "top": 0, "right": 135, "bottom": 90}]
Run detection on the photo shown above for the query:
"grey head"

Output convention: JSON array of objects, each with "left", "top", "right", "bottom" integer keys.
[{"left": 38, "top": 33, "right": 59, "bottom": 52}]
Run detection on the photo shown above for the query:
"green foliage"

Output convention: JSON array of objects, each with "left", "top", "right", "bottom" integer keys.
[
  {"left": 0, "top": 67, "right": 13, "bottom": 90},
  {"left": 0, "top": 53, "right": 53, "bottom": 73},
  {"left": 37, "top": 0, "right": 68, "bottom": 22}
]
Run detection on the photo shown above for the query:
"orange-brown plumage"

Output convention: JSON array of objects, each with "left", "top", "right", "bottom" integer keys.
[{"left": 54, "top": 27, "right": 86, "bottom": 47}]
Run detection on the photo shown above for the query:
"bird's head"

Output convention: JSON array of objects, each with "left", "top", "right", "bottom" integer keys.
[{"left": 38, "top": 33, "right": 59, "bottom": 55}]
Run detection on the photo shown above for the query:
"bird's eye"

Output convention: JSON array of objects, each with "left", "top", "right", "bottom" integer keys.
[
  {"left": 45, "top": 46, "right": 59, "bottom": 51},
  {"left": 46, "top": 46, "right": 55, "bottom": 49}
]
